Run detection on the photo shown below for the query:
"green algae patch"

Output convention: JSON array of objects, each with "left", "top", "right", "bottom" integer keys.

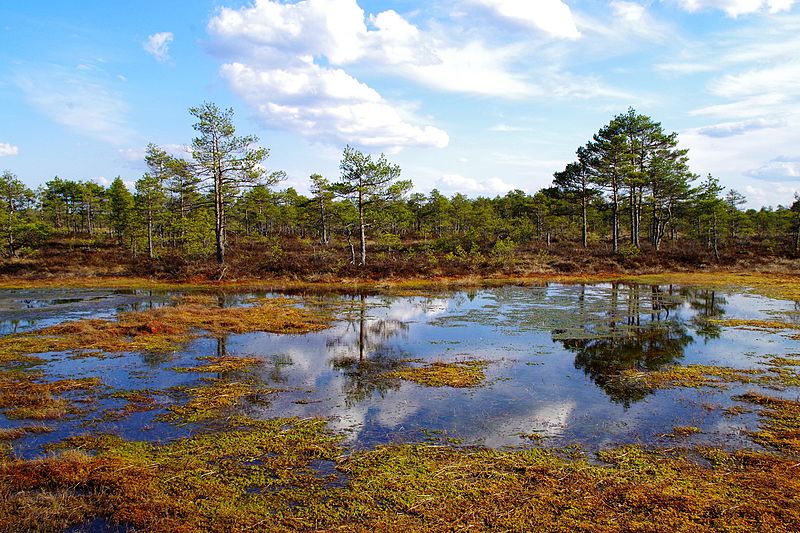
[
  {"left": 734, "top": 392, "right": 800, "bottom": 454},
  {"left": 617, "top": 364, "right": 760, "bottom": 391},
  {"left": 386, "top": 360, "right": 490, "bottom": 388},
  {"left": 173, "top": 355, "right": 263, "bottom": 374}
]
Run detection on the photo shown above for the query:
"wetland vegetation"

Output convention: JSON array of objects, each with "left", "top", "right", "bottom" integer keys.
[
  {"left": 1, "top": 104, "right": 799, "bottom": 531},
  {"left": 0, "top": 274, "right": 799, "bottom": 531}
]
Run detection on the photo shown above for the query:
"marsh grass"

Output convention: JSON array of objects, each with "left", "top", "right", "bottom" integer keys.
[
  {"left": 617, "top": 364, "right": 761, "bottom": 391},
  {"left": 386, "top": 360, "right": 490, "bottom": 388},
  {"left": 172, "top": 355, "right": 263, "bottom": 374},
  {"left": 0, "top": 425, "right": 53, "bottom": 441},
  {"left": 4, "top": 418, "right": 800, "bottom": 531},
  {"left": 734, "top": 392, "right": 800, "bottom": 454},
  {"left": 0, "top": 297, "right": 332, "bottom": 364},
  {"left": 0, "top": 298, "right": 331, "bottom": 422},
  {"left": 0, "top": 375, "right": 102, "bottom": 420},
  {"left": 159, "top": 379, "right": 274, "bottom": 423}
]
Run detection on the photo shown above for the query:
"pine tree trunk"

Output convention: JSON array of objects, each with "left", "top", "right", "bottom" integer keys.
[
  {"left": 581, "top": 196, "right": 588, "bottom": 248},
  {"left": 358, "top": 190, "right": 366, "bottom": 266},
  {"left": 147, "top": 205, "right": 154, "bottom": 260},
  {"left": 214, "top": 170, "right": 225, "bottom": 264}
]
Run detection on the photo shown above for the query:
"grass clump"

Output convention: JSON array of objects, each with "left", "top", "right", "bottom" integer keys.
[
  {"left": 103, "top": 390, "right": 161, "bottom": 422},
  {"left": 160, "top": 379, "right": 277, "bottom": 424},
  {"left": 672, "top": 426, "right": 701, "bottom": 437},
  {"left": 386, "top": 360, "right": 490, "bottom": 388},
  {"left": 0, "top": 425, "right": 53, "bottom": 441},
  {"left": 173, "top": 355, "right": 263, "bottom": 374},
  {"left": 713, "top": 319, "right": 800, "bottom": 331},
  {"left": 0, "top": 417, "right": 342, "bottom": 532},
  {"left": 0, "top": 297, "right": 332, "bottom": 363},
  {"left": 734, "top": 391, "right": 800, "bottom": 453},
  {"left": 617, "top": 364, "right": 760, "bottom": 391},
  {"left": 0, "top": 375, "right": 101, "bottom": 420}
]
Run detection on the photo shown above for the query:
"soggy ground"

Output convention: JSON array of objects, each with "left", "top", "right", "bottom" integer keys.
[{"left": 2, "top": 282, "right": 798, "bottom": 458}]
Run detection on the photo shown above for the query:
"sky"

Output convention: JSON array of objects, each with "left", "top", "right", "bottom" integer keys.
[{"left": 1, "top": 0, "right": 799, "bottom": 208}]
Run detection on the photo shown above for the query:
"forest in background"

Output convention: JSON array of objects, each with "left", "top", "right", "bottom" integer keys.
[{"left": 1, "top": 104, "right": 799, "bottom": 280}]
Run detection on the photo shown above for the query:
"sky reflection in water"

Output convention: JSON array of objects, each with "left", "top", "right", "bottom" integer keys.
[{"left": 1, "top": 283, "right": 799, "bottom": 455}]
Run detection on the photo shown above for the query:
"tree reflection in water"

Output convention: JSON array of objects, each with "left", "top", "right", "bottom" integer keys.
[
  {"left": 556, "top": 284, "right": 701, "bottom": 407},
  {"left": 328, "top": 294, "right": 410, "bottom": 406}
]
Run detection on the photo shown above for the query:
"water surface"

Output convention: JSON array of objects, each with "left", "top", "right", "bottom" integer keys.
[{"left": 2, "top": 283, "right": 799, "bottom": 457}]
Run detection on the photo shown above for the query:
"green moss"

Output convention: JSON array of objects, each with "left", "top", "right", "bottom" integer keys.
[
  {"left": 617, "top": 364, "right": 760, "bottom": 391},
  {"left": 386, "top": 360, "right": 490, "bottom": 388},
  {"left": 4, "top": 420, "right": 800, "bottom": 531},
  {"left": 159, "top": 378, "right": 278, "bottom": 424},
  {"left": 733, "top": 392, "right": 800, "bottom": 454}
]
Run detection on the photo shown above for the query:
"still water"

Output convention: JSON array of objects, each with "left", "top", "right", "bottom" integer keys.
[{"left": 1, "top": 283, "right": 798, "bottom": 457}]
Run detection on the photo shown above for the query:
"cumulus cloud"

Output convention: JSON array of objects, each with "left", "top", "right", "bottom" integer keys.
[
  {"left": 207, "top": 0, "right": 465, "bottom": 151},
  {"left": 143, "top": 32, "right": 174, "bottom": 62},
  {"left": 209, "top": 0, "right": 532, "bottom": 97},
  {"left": 437, "top": 173, "right": 518, "bottom": 195},
  {"left": 746, "top": 156, "right": 800, "bottom": 181},
  {"left": 220, "top": 61, "right": 448, "bottom": 150},
  {"left": 675, "top": 0, "right": 796, "bottom": 16},
  {"left": 0, "top": 143, "right": 19, "bottom": 157},
  {"left": 15, "top": 67, "right": 133, "bottom": 145},
  {"left": 467, "top": 0, "right": 580, "bottom": 39}
]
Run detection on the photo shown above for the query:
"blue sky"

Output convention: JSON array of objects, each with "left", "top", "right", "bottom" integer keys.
[{"left": 1, "top": 0, "right": 799, "bottom": 207}]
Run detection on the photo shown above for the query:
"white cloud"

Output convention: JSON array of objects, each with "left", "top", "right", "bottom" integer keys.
[
  {"left": 0, "top": 143, "right": 19, "bottom": 157},
  {"left": 743, "top": 183, "right": 800, "bottom": 206},
  {"left": 209, "top": 0, "right": 533, "bottom": 98},
  {"left": 91, "top": 175, "right": 136, "bottom": 190},
  {"left": 15, "top": 67, "right": 133, "bottom": 145},
  {"left": 143, "top": 32, "right": 174, "bottom": 62},
  {"left": 680, "top": 113, "right": 800, "bottom": 207},
  {"left": 207, "top": 0, "right": 464, "bottom": 152},
  {"left": 220, "top": 62, "right": 448, "bottom": 150},
  {"left": 674, "top": 0, "right": 796, "bottom": 16},
  {"left": 467, "top": 0, "right": 580, "bottom": 39},
  {"left": 746, "top": 156, "right": 800, "bottom": 181},
  {"left": 694, "top": 117, "right": 787, "bottom": 137},
  {"left": 437, "top": 173, "right": 518, "bottom": 195}
]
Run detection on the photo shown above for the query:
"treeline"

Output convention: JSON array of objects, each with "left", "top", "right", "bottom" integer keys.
[{"left": 1, "top": 105, "right": 799, "bottom": 273}]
